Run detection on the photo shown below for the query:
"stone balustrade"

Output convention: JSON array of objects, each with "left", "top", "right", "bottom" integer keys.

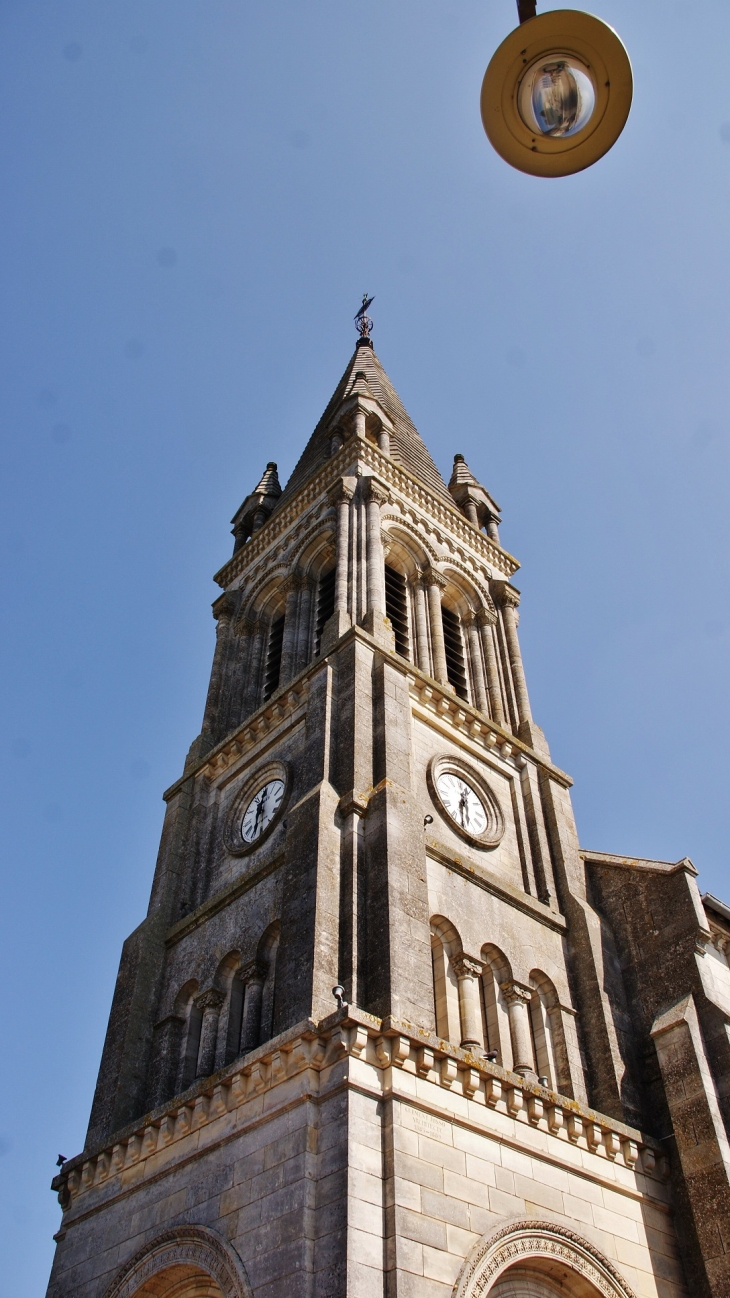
[{"left": 53, "top": 1010, "right": 664, "bottom": 1212}]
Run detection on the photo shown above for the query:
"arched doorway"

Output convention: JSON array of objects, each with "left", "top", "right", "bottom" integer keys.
[
  {"left": 133, "top": 1264, "right": 224, "bottom": 1296},
  {"left": 101, "top": 1225, "right": 251, "bottom": 1298},
  {"left": 453, "top": 1219, "right": 639, "bottom": 1298}
]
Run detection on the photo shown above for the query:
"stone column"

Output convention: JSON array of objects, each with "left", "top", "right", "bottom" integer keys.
[
  {"left": 295, "top": 577, "right": 314, "bottom": 672},
  {"left": 464, "top": 613, "right": 489, "bottom": 714},
  {"left": 413, "top": 576, "right": 430, "bottom": 674},
  {"left": 377, "top": 426, "right": 391, "bottom": 456},
  {"left": 501, "top": 981, "right": 536, "bottom": 1077},
  {"left": 321, "top": 480, "right": 354, "bottom": 652},
  {"left": 240, "top": 960, "right": 267, "bottom": 1053},
  {"left": 485, "top": 511, "right": 500, "bottom": 544},
  {"left": 494, "top": 583, "right": 533, "bottom": 726},
  {"left": 364, "top": 478, "right": 389, "bottom": 616},
  {"left": 278, "top": 574, "right": 302, "bottom": 686},
  {"left": 452, "top": 956, "right": 483, "bottom": 1051},
  {"left": 243, "top": 619, "right": 266, "bottom": 717},
  {"left": 425, "top": 568, "right": 449, "bottom": 686},
  {"left": 477, "top": 609, "right": 504, "bottom": 725},
  {"left": 201, "top": 595, "right": 235, "bottom": 739},
  {"left": 464, "top": 499, "right": 479, "bottom": 528},
  {"left": 195, "top": 989, "right": 225, "bottom": 1078}
]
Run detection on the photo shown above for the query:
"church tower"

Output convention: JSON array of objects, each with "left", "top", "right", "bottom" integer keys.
[{"left": 47, "top": 313, "right": 730, "bottom": 1298}]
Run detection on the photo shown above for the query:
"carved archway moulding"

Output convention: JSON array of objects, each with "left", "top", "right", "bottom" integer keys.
[
  {"left": 101, "top": 1225, "right": 252, "bottom": 1298},
  {"left": 452, "top": 1219, "right": 639, "bottom": 1298}
]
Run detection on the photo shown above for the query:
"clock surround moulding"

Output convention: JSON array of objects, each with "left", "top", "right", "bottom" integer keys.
[
  {"left": 427, "top": 753, "right": 505, "bottom": 850},
  {"left": 223, "top": 759, "right": 291, "bottom": 857}
]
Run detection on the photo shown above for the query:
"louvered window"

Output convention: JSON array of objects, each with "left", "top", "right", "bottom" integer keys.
[
  {"left": 441, "top": 605, "right": 469, "bottom": 701},
  {"left": 263, "top": 614, "right": 285, "bottom": 700},
  {"left": 314, "top": 568, "right": 336, "bottom": 654},
  {"left": 385, "top": 565, "right": 410, "bottom": 659}
]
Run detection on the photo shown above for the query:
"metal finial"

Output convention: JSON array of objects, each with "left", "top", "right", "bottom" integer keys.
[{"left": 355, "top": 293, "right": 374, "bottom": 342}]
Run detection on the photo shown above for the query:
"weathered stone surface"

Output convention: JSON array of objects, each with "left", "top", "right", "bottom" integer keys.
[{"left": 46, "top": 342, "right": 725, "bottom": 1298}]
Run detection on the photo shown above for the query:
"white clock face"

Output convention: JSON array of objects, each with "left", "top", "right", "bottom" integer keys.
[
  {"left": 241, "top": 778, "right": 285, "bottom": 844},
  {"left": 436, "top": 772, "right": 487, "bottom": 836}
]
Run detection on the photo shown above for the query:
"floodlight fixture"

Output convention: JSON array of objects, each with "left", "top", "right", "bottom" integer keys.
[{"left": 481, "top": 5, "right": 632, "bottom": 177}]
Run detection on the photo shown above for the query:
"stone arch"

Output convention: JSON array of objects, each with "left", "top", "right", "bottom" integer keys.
[
  {"left": 381, "top": 514, "right": 440, "bottom": 568},
  {"left": 480, "top": 944, "right": 513, "bottom": 1070},
  {"left": 452, "top": 1218, "right": 639, "bottom": 1298},
  {"left": 212, "top": 950, "right": 242, "bottom": 1071},
  {"left": 174, "top": 979, "right": 203, "bottom": 1093},
  {"left": 431, "top": 915, "right": 463, "bottom": 1044},
  {"left": 256, "top": 919, "right": 281, "bottom": 1046},
  {"left": 529, "top": 968, "right": 572, "bottom": 1094},
  {"left": 102, "top": 1224, "right": 252, "bottom": 1298}
]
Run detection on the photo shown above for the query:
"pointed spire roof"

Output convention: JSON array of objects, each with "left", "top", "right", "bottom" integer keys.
[
  {"left": 253, "top": 461, "right": 282, "bottom": 496},
  {"left": 277, "top": 344, "right": 453, "bottom": 508},
  {"left": 448, "top": 453, "right": 480, "bottom": 489}
]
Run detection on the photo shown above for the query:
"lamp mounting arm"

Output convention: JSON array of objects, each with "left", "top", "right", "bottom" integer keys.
[{"left": 517, "top": 0, "right": 536, "bottom": 22}]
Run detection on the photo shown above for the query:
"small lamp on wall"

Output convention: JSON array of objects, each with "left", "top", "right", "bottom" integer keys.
[{"left": 480, "top": 4, "right": 632, "bottom": 177}]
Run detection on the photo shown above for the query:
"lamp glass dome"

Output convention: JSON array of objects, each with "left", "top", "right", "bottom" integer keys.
[{"left": 518, "top": 56, "right": 596, "bottom": 137}]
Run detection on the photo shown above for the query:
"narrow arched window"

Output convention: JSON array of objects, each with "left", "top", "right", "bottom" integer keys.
[
  {"left": 385, "top": 564, "right": 410, "bottom": 659},
  {"left": 263, "top": 614, "right": 285, "bottom": 699},
  {"left": 441, "top": 604, "right": 469, "bottom": 700}
]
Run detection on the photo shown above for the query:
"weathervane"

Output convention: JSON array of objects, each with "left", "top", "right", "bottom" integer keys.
[{"left": 355, "top": 294, "right": 374, "bottom": 343}]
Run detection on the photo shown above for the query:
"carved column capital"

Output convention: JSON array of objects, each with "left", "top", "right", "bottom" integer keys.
[
  {"left": 476, "top": 603, "right": 498, "bottom": 628},
  {"left": 195, "top": 988, "right": 225, "bottom": 1013},
  {"left": 424, "top": 566, "right": 448, "bottom": 591},
  {"left": 213, "top": 593, "right": 237, "bottom": 624},
  {"left": 492, "top": 581, "right": 521, "bottom": 610},
  {"left": 234, "top": 614, "right": 256, "bottom": 638},
  {"left": 452, "top": 955, "right": 483, "bottom": 981},
  {"left": 363, "top": 476, "right": 390, "bottom": 507},
  {"left": 239, "top": 958, "right": 268, "bottom": 987},
  {"left": 500, "top": 980, "right": 533, "bottom": 1005},
  {"left": 281, "top": 571, "right": 305, "bottom": 596},
  {"left": 327, "top": 478, "right": 354, "bottom": 506}
]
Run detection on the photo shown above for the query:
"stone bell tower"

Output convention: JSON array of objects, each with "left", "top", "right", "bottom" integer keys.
[{"left": 47, "top": 309, "right": 730, "bottom": 1298}]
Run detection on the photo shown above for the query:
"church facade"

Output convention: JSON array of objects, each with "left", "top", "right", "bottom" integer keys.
[{"left": 47, "top": 322, "right": 730, "bottom": 1298}]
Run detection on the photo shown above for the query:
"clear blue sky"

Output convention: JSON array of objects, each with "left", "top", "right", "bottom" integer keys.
[{"left": 1, "top": 0, "right": 729, "bottom": 1290}]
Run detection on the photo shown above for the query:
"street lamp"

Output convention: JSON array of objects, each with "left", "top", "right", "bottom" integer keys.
[{"left": 481, "top": 6, "right": 632, "bottom": 177}]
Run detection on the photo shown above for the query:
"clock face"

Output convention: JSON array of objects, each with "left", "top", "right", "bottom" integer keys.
[
  {"left": 241, "top": 778, "right": 285, "bottom": 844},
  {"left": 436, "top": 772, "right": 488, "bottom": 836}
]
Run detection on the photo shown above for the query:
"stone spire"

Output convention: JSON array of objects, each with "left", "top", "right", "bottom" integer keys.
[
  {"left": 448, "top": 452, "right": 501, "bottom": 541},
  {"left": 230, "top": 461, "right": 282, "bottom": 552},
  {"left": 277, "top": 344, "right": 454, "bottom": 510}
]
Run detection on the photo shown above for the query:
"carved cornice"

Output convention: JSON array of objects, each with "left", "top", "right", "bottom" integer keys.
[
  {"left": 53, "top": 1010, "right": 663, "bottom": 1217},
  {"left": 214, "top": 438, "right": 519, "bottom": 590}
]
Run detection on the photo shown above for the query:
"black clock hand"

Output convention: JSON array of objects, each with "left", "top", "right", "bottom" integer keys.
[{"left": 253, "top": 791, "right": 266, "bottom": 836}]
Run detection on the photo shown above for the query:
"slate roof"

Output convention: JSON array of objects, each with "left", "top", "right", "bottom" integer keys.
[{"left": 277, "top": 344, "right": 453, "bottom": 509}]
